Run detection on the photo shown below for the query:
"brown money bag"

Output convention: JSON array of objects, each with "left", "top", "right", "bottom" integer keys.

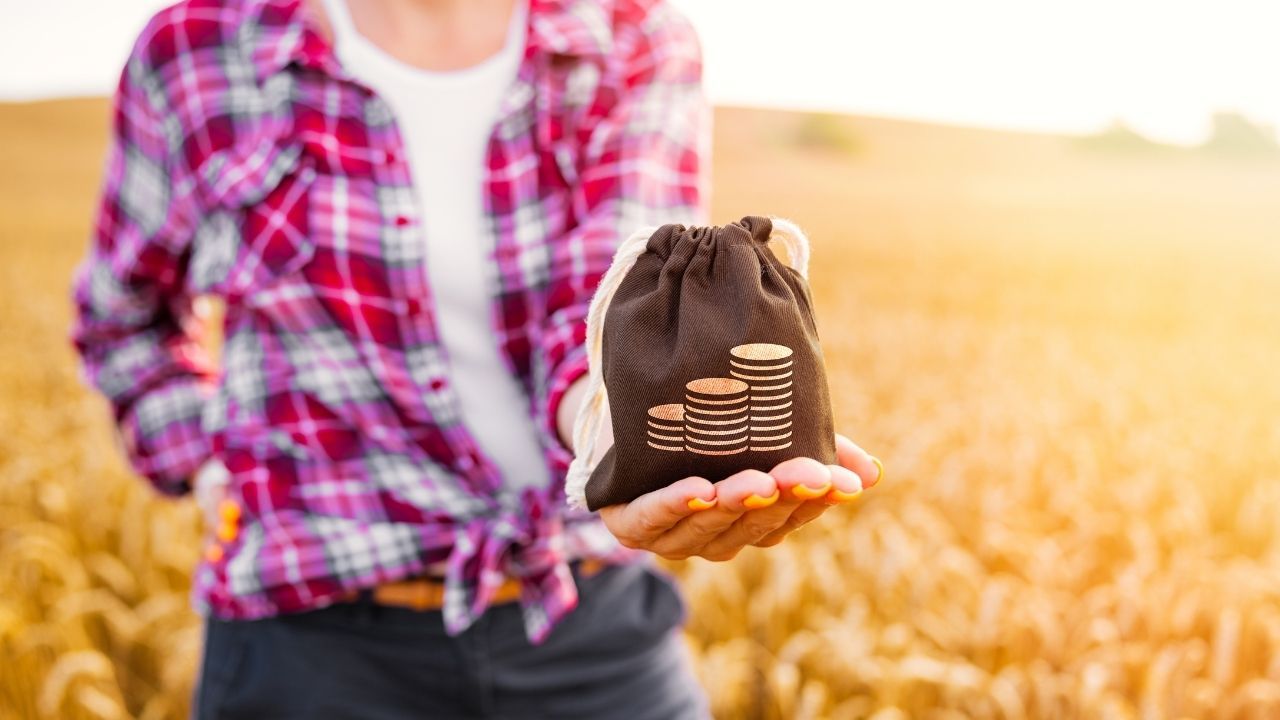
[{"left": 565, "top": 216, "right": 837, "bottom": 511}]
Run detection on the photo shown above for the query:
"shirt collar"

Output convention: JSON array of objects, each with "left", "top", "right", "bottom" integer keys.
[
  {"left": 247, "top": 0, "right": 613, "bottom": 85},
  {"left": 528, "top": 0, "right": 614, "bottom": 58}
]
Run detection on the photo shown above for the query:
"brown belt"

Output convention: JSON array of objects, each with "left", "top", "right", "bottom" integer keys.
[{"left": 343, "top": 559, "right": 608, "bottom": 612}]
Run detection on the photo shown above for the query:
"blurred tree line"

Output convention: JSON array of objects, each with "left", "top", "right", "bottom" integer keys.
[{"left": 1078, "top": 111, "right": 1278, "bottom": 158}]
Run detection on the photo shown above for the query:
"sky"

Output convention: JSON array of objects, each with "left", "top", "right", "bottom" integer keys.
[{"left": 2, "top": 0, "right": 1277, "bottom": 145}]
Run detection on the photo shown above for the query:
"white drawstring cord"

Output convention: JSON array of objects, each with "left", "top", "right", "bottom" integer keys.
[
  {"left": 765, "top": 216, "right": 810, "bottom": 280},
  {"left": 563, "top": 226, "right": 657, "bottom": 508},
  {"left": 563, "top": 218, "right": 812, "bottom": 509}
]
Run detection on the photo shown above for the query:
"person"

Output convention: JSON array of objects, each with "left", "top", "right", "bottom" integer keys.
[{"left": 71, "top": 0, "right": 883, "bottom": 717}]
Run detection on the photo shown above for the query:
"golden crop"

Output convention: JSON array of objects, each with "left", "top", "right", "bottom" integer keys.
[{"left": 2, "top": 100, "right": 1277, "bottom": 719}]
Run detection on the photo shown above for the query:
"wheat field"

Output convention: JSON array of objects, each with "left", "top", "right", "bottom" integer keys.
[{"left": 2, "top": 99, "right": 1278, "bottom": 719}]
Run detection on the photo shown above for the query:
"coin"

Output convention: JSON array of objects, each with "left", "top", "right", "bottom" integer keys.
[
  {"left": 684, "top": 377, "right": 749, "bottom": 427},
  {"left": 729, "top": 345, "right": 796, "bottom": 451},
  {"left": 729, "top": 343, "right": 794, "bottom": 367},
  {"left": 646, "top": 403, "right": 685, "bottom": 451},
  {"left": 685, "top": 377, "right": 749, "bottom": 401},
  {"left": 730, "top": 345, "right": 794, "bottom": 386}
]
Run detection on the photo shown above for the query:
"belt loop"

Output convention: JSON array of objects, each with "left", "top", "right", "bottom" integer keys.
[{"left": 354, "top": 587, "right": 377, "bottom": 626}]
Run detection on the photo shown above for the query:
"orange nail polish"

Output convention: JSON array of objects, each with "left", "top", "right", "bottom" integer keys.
[
  {"left": 219, "top": 499, "right": 241, "bottom": 522},
  {"left": 743, "top": 490, "right": 780, "bottom": 509},
  {"left": 215, "top": 522, "right": 239, "bottom": 543},
  {"left": 826, "top": 487, "right": 863, "bottom": 504},
  {"left": 792, "top": 482, "right": 832, "bottom": 500},
  {"left": 687, "top": 497, "right": 717, "bottom": 511},
  {"left": 204, "top": 544, "right": 224, "bottom": 563}
]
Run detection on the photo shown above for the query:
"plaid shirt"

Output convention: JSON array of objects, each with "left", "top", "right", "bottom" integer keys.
[{"left": 72, "top": 0, "right": 705, "bottom": 643}]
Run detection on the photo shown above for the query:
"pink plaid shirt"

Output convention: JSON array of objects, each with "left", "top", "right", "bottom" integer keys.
[{"left": 72, "top": 0, "right": 706, "bottom": 643}]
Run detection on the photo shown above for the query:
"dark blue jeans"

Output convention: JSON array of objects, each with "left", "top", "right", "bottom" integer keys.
[{"left": 194, "top": 563, "right": 709, "bottom": 719}]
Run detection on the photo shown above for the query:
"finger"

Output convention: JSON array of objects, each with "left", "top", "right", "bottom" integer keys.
[
  {"left": 647, "top": 469, "right": 776, "bottom": 559},
  {"left": 822, "top": 463, "right": 864, "bottom": 505},
  {"left": 753, "top": 500, "right": 830, "bottom": 547},
  {"left": 836, "top": 433, "right": 883, "bottom": 489},
  {"left": 747, "top": 456, "right": 865, "bottom": 545},
  {"left": 701, "top": 467, "right": 779, "bottom": 514},
  {"left": 755, "top": 461, "right": 861, "bottom": 547},
  {"left": 772, "top": 457, "right": 834, "bottom": 501},
  {"left": 598, "top": 475, "right": 716, "bottom": 548},
  {"left": 699, "top": 458, "right": 831, "bottom": 558}
]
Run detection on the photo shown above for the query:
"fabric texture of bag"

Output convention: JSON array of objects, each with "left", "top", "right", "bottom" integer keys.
[{"left": 565, "top": 216, "right": 836, "bottom": 511}]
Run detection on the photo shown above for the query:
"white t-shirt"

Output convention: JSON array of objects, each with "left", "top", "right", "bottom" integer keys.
[{"left": 318, "top": 0, "right": 550, "bottom": 491}]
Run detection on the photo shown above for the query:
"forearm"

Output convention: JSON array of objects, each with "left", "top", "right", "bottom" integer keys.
[{"left": 72, "top": 47, "right": 212, "bottom": 495}]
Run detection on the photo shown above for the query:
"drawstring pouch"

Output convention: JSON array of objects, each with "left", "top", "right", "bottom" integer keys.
[{"left": 565, "top": 216, "right": 836, "bottom": 511}]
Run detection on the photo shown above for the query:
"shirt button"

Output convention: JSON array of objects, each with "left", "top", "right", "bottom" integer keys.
[
  {"left": 370, "top": 426, "right": 388, "bottom": 440},
  {"left": 384, "top": 149, "right": 398, "bottom": 164},
  {"left": 394, "top": 215, "right": 412, "bottom": 227},
  {"left": 430, "top": 378, "right": 447, "bottom": 391}
]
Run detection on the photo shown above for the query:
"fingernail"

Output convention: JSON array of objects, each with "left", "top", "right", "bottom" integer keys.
[
  {"left": 219, "top": 499, "right": 241, "bottom": 522},
  {"left": 204, "top": 544, "right": 225, "bottom": 563},
  {"left": 687, "top": 497, "right": 717, "bottom": 511},
  {"left": 215, "top": 522, "right": 239, "bottom": 543},
  {"left": 791, "top": 482, "right": 832, "bottom": 500},
  {"left": 743, "top": 490, "right": 780, "bottom": 509},
  {"left": 871, "top": 456, "right": 884, "bottom": 484},
  {"left": 826, "top": 487, "right": 863, "bottom": 504}
]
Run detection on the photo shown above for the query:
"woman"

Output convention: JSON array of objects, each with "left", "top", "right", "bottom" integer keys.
[{"left": 72, "top": 0, "right": 882, "bottom": 716}]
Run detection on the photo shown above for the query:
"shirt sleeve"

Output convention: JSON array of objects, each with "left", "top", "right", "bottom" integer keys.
[
  {"left": 70, "top": 43, "right": 216, "bottom": 497},
  {"left": 536, "top": 5, "right": 709, "bottom": 472}
]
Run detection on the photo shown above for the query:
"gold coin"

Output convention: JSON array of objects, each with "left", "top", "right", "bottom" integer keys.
[
  {"left": 750, "top": 400, "right": 793, "bottom": 413},
  {"left": 731, "top": 357, "right": 793, "bottom": 371},
  {"left": 685, "top": 413, "right": 751, "bottom": 427},
  {"left": 684, "top": 394, "right": 748, "bottom": 406},
  {"left": 730, "top": 369, "right": 793, "bottom": 382},
  {"left": 685, "top": 423, "right": 749, "bottom": 437},
  {"left": 684, "top": 405, "right": 749, "bottom": 417},
  {"left": 729, "top": 343, "right": 793, "bottom": 362},
  {"left": 647, "top": 403, "right": 685, "bottom": 421},
  {"left": 687, "top": 445, "right": 749, "bottom": 456},
  {"left": 685, "top": 378, "right": 749, "bottom": 396},
  {"left": 749, "top": 430, "right": 793, "bottom": 443},
  {"left": 647, "top": 430, "right": 683, "bottom": 442},
  {"left": 685, "top": 435, "right": 750, "bottom": 446}
]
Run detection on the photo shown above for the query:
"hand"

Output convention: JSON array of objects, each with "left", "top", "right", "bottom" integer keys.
[
  {"left": 599, "top": 433, "right": 882, "bottom": 561},
  {"left": 194, "top": 460, "right": 228, "bottom": 530},
  {"left": 193, "top": 459, "right": 234, "bottom": 560}
]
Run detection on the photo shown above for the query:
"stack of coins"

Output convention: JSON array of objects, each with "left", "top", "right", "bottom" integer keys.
[
  {"left": 646, "top": 404, "right": 685, "bottom": 452},
  {"left": 683, "top": 378, "right": 750, "bottom": 456},
  {"left": 729, "top": 343, "right": 795, "bottom": 452}
]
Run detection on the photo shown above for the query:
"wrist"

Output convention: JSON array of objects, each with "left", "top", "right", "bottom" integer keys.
[
  {"left": 557, "top": 376, "right": 590, "bottom": 451},
  {"left": 193, "top": 458, "right": 229, "bottom": 518}
]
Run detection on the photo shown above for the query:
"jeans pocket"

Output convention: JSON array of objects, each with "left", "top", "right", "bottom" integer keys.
[
  {"left": 571, "top": 564, "right": 686, "bottom": 655},
  {"left": 639, "top": 565, "right": 688, "bottom": 633},
  {"left": 194, "top": 619, "right": 249, "bottom": 720}
]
